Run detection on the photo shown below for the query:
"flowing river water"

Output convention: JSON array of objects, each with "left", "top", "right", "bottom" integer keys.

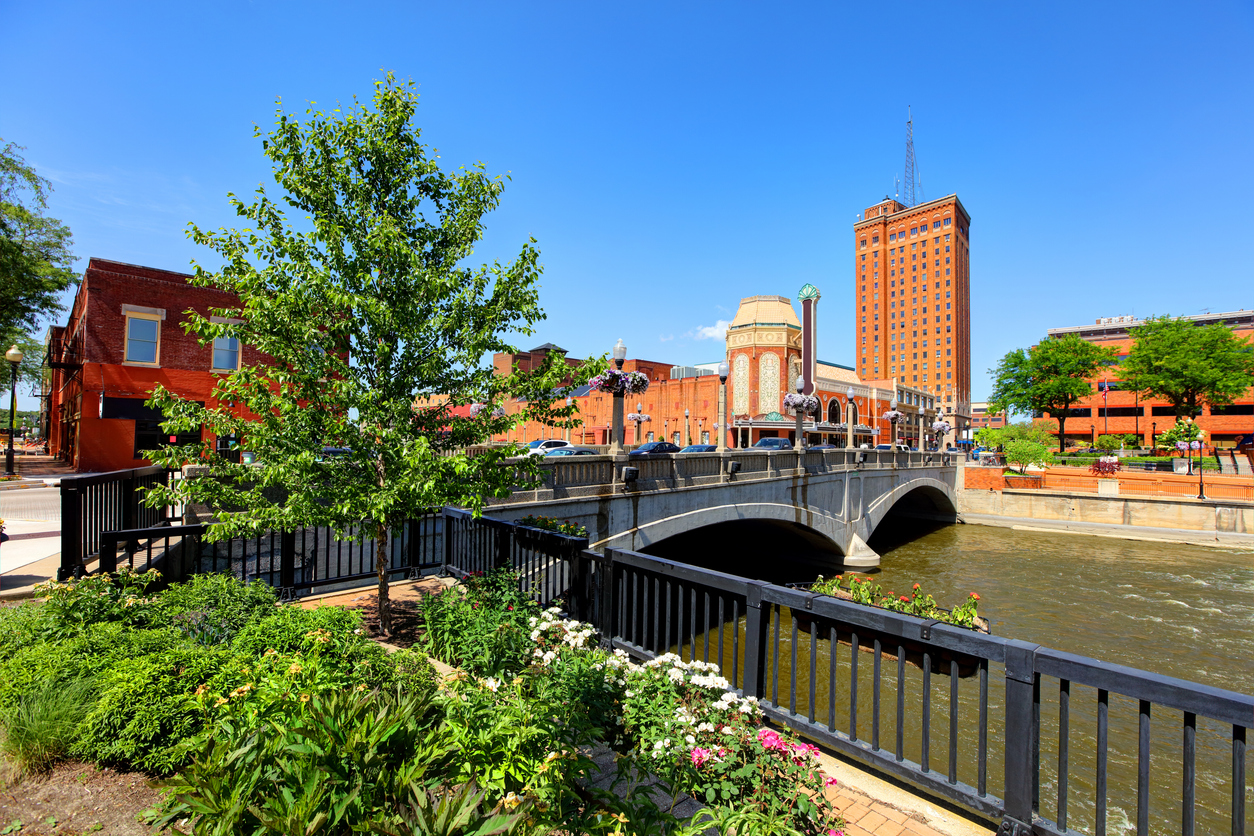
[{"left": 647, "top": 519, "right": 1254, "bottom": 835}]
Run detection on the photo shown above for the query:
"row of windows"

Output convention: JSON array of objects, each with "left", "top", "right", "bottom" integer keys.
[
  {"left": 124, "top": 314, "right": 240, "bottom": 371},
  {"left": 887, "top": 218, "right": 952, "bottom": 242}
]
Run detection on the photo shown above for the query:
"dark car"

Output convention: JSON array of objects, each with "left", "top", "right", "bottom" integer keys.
[
  {"left": 545, "top": 446, "right": 598, "bottom": 456},
  {"left": 629, "top": 441, "right": 682, "bottom": 456},
  {"left": 752, "top": 437, "right": 793, "bottom": 450},
  {"left": 808, "top": 443, "right": 838, "bottom": 450},
  {"left": 679, "top": 444, "right": 717, "bottom": 453}
]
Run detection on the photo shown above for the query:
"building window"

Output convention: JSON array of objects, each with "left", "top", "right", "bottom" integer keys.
[
  {"left": 860, "top": 239, "right": 867, "bottom": 248},
  {"left": 134, "top": 420, "right": 201, "bottom": 460},
  {"left": 910, "top": 227, "right": 918, "bottom": 236},
  {"left": 872, "top": 235, "right": 880, "bottom": 244},
  {"left": 943, "top": 217, "right": 951, "bottom": 226},
  {"left": 933, "top": 221, "right": 941, "bottom": 230},
  {"left": 889, "top": 233, "right": 896, "bottom": 242},
  {"left": 212, "top": 336, "right": 240, "bottom": 371},
  {"left": 125, "top": 314, "right": 161, "bottom": 365}
]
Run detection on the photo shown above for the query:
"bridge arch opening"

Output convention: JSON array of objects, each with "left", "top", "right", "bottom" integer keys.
[
  {"left": 867, "top": 484, "right": 960, "bottom": 556},
  {"left": 639, "top": 518, "right": 845, "bottom": 586}
]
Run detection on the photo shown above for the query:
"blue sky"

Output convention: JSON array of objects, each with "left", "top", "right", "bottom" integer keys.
[{"left": 4, "top": 1, "right": 1253, "bottom": 411}]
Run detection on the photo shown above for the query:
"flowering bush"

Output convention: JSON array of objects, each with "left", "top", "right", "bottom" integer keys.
[
  {"left": 811, "top": 575, "right": 983, "bottom": 630},
  {"left": 589, "top": 368, "right": 650, "bottom": 395},
  {"left": 783, "top": 393, "right": 820, "bottom": 415},
  {"left": 1089, "top": 455, "right": 1121, "bottom": 477},
  {"left": 517, "top": 514, "right": 588, "bottom": 538},
  {"left": 33, "top": 567, "right": 163, "bottom": 640}
]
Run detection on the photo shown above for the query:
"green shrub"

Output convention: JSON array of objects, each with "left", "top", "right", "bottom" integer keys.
[
  {"left": 0, "top": 677, "right": 96, "bottom": 777},
  {"left": 150, "top": 573, "right": 277, "bottom": 644},
  {"left": 73, "top": 644, "right": 231, "bottom": 774},
  {"left": 230, "top": 604, "right": 394, "bottom": 689},
  {"left": 419, "top": 570, "right": 538, "bottom": 677},
  {"left": 390, "top": 648, "right": 440, "bottom": 697},
  {"left": 32, "top": 568, "right": 162, "bottom": 640},
  {"left": 0, "top": 602, "right": 43, "bottom": 659}
]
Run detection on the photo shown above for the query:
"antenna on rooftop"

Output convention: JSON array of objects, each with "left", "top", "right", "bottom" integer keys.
[{"left": 904, "top": 106, "right": 923, "bottom": 207}]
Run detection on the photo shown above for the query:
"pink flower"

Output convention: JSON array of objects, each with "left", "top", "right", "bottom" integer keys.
[
  {"left": 756, "top": 728, "right": 783, "bottom": 750},
  {"left": 828, "top": 830, "right": 844, "bottom": 836},
  {"left": 690, "top": 747, "right": 714, "bottom": 767},
  {"left": 824, "top": 775, "right": 839, "bottom": 787}
]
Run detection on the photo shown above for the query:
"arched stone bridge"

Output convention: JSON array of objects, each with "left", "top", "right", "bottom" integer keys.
[{"left": 486, "top": 449, "right": 962, "bottom": 567}]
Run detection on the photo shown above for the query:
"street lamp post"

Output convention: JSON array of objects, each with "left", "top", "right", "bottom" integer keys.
[
  {"left": 4, "top": 345, "right": 23, "bottom": 476},
  {"left": 1195, "top": 439, "right": 1206, "bottom": 500},
  {"left": 684, "top": 408, "right": 690, "bottom": 447},
  {"left": 636, "top": 402, "right": 644, "bottom": 444},
  {"left": 1151, "top": 421, "right": 1157, "bottom": 449},
  {"left": 794, "top": 377, "right": 806, "bottom": 452},
  {"left": 1184, "top": 417, "right": 1194, "bottom": 476},
  {"left": 608, "top": 339, "right": 627, "bottom": 457},
  {"left": 889, "top": 397, "right": 899, "bottom": 447},
  {"left": 565, "top": 397, "right": 573, "bottom": 443},
  {"left": 717, "top": 360, "right": 729, "bottom": 453},
  {"left": 845, "top": 387, "right": 856, "bottom": 451}
]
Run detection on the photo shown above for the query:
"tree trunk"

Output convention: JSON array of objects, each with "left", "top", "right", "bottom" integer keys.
[{"left": 375, "top": 521, "right": 392, "bottom": 637}]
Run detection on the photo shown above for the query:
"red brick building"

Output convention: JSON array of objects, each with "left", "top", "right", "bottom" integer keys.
[
  {"left": 853, "top": 195, "right": 971, "bottom": 435},
  {"left": 43, "top": 259, "right": 254, "bottom": 473},
  {"left": 495, "top": 287, "right": 941, "bottom": 449},
  {"left": 969, "top": 401, "right": 1008, "bottom": 434},
  {"left": 1042, "top": 311, "right": 1254, "bottom": 449}
]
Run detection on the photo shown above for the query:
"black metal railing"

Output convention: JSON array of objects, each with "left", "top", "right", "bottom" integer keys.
[
  {"left": 556, "top": 547, "right": 1252, "bottom": 836},
  {"left": 441, "top": 507, "right": 588, "bottom": 605},
  {"left": 96, "top": 513, "right": 445, "bottom": 598},
  {"left": 59, "top": 465, "right": 177, "bottom": 580}
]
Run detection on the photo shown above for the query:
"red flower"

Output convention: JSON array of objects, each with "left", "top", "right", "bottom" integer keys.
[
  {"left": 971, "top": 592, "right": 981, "bottom": 600},
  {"left": 900, "top": 596, "right": 909, "bottom": 603},
  {"left": 912, "top": 583, "right": 920, "bottom": 590}
]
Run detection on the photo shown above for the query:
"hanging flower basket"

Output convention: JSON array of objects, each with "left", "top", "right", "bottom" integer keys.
[
  {"left": 627, "top": 412, "right": 651, "bottom": 423},
  {"left": 882, "top": 409, "right": 905, "bottom": 424},
  {"left": 469, "top": 403, "right": 505, "bottom": 418},
  {"left": 931, "top": 420, "right": 951, "bottom": 435},
  {"left": 782, "top": 393, "right": 820, "bottom": 415},
  {"left": 589, "top": 369, "right": 650, "bottom": 395}
]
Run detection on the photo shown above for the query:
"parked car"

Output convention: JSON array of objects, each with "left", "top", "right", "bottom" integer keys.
[
  {"left": 629, "top": 441, "right": 682, "bottom": 456},
  {"left": 873, "top": 443, "right": 893, "bottom": 451},
  {"left": 545, "top": 446, "right": 598, "bottom": 456},
  {"left": 808, "top": 443, "right": 838, "bottom": 450},
  {"left": 752, "top": 438, "right": 793, "bottom": 450},
  {"left": 680, "top": 444, "right": 717, "bottom": 453},
  {"left": 524, "top": 439, "right": 574, "bottom": 456}
]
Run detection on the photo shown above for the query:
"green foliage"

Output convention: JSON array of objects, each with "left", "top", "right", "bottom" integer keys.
[
  {"left": 389, "top": 648, "right": 440, "bottom": 697},
  {"left": 811, "top": 575, "right": 983, "bottom": 629},
  {"left": 32, "top": 568, "right": 163, "bottom": 640},
  {"left": 1095, "top": 434, "right": 1123, "bottom": 452},
  {"left": 419, "top": 570, "right": 539, "bottom": 678},
  {"left": 150, "top": 574, "right": 277, "bottom": 645},
  {"left": 516, "top": 515, "right": 588, "bottom": 538},
  {"left": 1003, "top": 439, "right": 1053, "bottom": 473},
  {"left": 974, "top": 420, "right": 1057, "bottom": 450},
  {"left": 989, "top": 334, "right": 1117, "bottom": 452},
  {"left": 0, "top": 139, "right": 78, "bottom": 359},
  {"left": 370, "top": 782, "right": 525, "bottom": 836},
  {"left": 141, "top": 72, "right": 594, "bottom": 635},
  {"left": 1122, "top": 315, "right": 1254, "bottom": 419},
  {"left": 0, "top": 678, "right": 95, "bottom": 777},
  {"left": 1155, "top": 417, "right": 1203, "bottom": 451},
  {"left": 151, "top": 688, "right": 453, "bottom": 835}
]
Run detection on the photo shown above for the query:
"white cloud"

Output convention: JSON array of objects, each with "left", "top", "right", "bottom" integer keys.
[
  {"left": 691, "top": 319, "right": 731, "bottom": 341},
  {"left": 659, "top": 334, "right": 675, "bottom": 342}
]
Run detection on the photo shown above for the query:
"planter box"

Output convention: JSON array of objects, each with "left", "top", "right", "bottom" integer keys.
[
  {"left": 788, "top": 584, "right": 990, "bottom": 678},
  {"left": 1003, "top": 473, "right": 1043, "bottom": 489},
  {"left": 1097, "top": 478, "right": 1120, "bottom": 496},
  {"left": 1172, "top": 457, "right": 1189, "bottom": 473}
]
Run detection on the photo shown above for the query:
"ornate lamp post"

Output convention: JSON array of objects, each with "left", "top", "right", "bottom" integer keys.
[
  {"left": 717, "top": 360, "right": 729, "bottom": 452},
  {"left": 845, "top": 386, "right": 856, "bottom": 450},
  {"left": 636, "top": 402, "right": 644, "bottom": 444},
  {"left": 4, "top": 345, "right": 22, "bottom": 476},
  {"left": 1184, "top": 417, "right": 1194, "bottom": 476},
  {"left": 608, "top": 339, "right": 627, "bottom": 457},
  {"left": 932, "top": 412, "right": 951, "bottom": 452},
  {"left": 793, "top": 377, "right": 806, "bottom": 452},
  {"left": 565, "top": 397, "right": 573, "bottom": 443},
  {"left": 1193, "top": 438, "right": 1206, "bottom": 500},
  {"left": 684, "top": 408, "right": 690, "bottom": 447},
  {"left": 884, "top": 397, "right": 903, "bottom": 448}
]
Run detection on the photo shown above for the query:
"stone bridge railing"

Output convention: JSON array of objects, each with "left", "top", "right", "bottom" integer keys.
[{"left": 495, "top": 448, "right": 964, "bottom": 504}]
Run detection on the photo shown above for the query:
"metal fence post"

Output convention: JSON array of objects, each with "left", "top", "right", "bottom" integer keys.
[
  {"left": 442, "top": 509, "right": 454, "bottom": 574},
  {"left": 120, "top": 472, "right": 136, "bottom": 533},
  {"left": 58, "top": 479, "right": 82, "bottom": 581},
  {"left": 743, "top": 580, "right": 771, "bottom": 700},
  {"left": 98, "top": 536, "right": 118, "bottom": 574},
  {"left": 279, "top": 529, "right": 296, "bottom": 595},
  {"left": 495, "top": 524, "right": 512, "bottom": 571},
  {"left": 597, "top": 548, "right": 617, "bottom": 643},
  {"left": 406, "top": 517, "right": 422, "bottom": 577},
  {"left": 1000, "top": 640, "right": 1041, "bottom": 836}
]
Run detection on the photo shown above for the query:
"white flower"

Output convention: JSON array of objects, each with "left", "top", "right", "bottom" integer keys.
[{"left": 484, "top": 677, "right": 500, "bottom": 692}]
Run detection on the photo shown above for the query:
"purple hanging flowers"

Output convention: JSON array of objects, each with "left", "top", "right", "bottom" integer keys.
[
  {"left": 882, "top": 409, "right": 905, "bottom": 424},
  {"left": 589, "top": 368, "right": 650, "bottom": 395},
  {"left": 782, "top": 393, "right": 820, "bottom": 415}
]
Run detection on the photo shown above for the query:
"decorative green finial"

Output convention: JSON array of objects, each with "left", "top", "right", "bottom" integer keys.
[{"left": 798, "top": 283, "right": 820, "bottom": 302}]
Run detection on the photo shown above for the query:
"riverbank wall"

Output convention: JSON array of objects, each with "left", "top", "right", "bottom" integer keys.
[{"left": 955, "top": 466, "right": 1254, "bottom": 548}]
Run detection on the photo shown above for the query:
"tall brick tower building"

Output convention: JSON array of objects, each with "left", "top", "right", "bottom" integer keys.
[{"left": 853, "top": 194, "right": 971, "bottom": 425}]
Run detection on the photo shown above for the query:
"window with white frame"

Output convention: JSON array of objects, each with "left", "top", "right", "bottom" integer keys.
[{"left": 212, "top": 335, "right": 240, "bottom": 371}]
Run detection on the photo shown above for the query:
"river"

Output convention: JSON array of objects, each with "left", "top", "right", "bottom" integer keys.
[{"left": 647, "top": 518, "right": 1254, "bottom": 835}]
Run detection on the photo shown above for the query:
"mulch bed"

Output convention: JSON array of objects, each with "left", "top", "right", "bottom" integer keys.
[{"left": 0, "top": 761, "right": 169, "bottom": 835}]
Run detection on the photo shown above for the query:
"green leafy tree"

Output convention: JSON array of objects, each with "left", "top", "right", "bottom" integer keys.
[
  {"left": 1120, "top": 315, "right": 1254, "bottom": 419},
  {"left": 1002, "top": 439, "right": 1053, "bottom": 474},
  {"left": 145, "top": 74, "right": 590, "bottom": 635},
  {"left": 973, "top": 419, "right": 1058, "bottom": 450},
  {"left": 0, "top": 140, "right": 77, "bottom": 358},
  {"left": 988, "top": 334, "right": 1117, "bottom": 453},
  {"left": 1094, "top": 434, "right": 1123, "bottom": 452}
]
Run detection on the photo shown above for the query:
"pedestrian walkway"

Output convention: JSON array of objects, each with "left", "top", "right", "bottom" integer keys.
[{"left": 1, "top": 484, "right": 63, "bottom": 598}]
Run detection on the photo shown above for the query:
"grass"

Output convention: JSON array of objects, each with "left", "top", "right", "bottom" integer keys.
[{"left": 0, "top": 678, "right": 96, "bottom": 779}]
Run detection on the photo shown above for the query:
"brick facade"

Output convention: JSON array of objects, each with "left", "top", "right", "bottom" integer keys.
[{"left": 44, "top": 258, "right": 252, "bottom": 473}]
